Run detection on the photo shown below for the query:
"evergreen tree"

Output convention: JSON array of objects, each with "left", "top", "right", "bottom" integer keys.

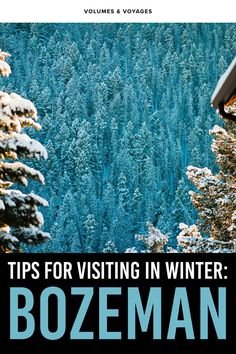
[
  {"left": 178, "top": 121, "right": 236, "bottom": 253},
  {"left": 136, "top": 222, "right": 169, "bottom": 253},
  {"left": 50, "top": 191, "right": 81, "bottom": 252},
  {"left": 103, "top": 240, "right": 118, "bottom": 253},
  {"left": 85, "top": 213, "right": 97, "bottom": 252},
  {"left": 171, "top": 177, "right": 196, "bottom": 238},
  {"left": 0, "top": 50, "right": 49, "bottom": 253},
  {"left": 125, "top": 223, "right": 176, "bottom": 253},
  {"left": 1, "top": 24, "right": 235, "bottom": 252}
]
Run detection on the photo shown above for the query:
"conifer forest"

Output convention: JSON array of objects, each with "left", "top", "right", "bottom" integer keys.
[{"left": 0, "top": 23, "right": 236, "bottom": 253}]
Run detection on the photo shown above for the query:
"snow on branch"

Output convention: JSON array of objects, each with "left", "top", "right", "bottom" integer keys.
[
  {"left": 181, "top": 119, "right": 236, "bottom": 253},
  {"left": 0, "top": 132, "right": 48, "bottom": 160},
  {"left": 0, "top": 51, "right": 10, "bottom": 61},
  {"left": 0, "top": 92, "right": 37, "bottom": 119},
  {"left": 0, "top": 188, "right": 48, "bottom": 228},
  {"left": 0, "top": 60, "right": 11, "bottom": 77},
  {"left": 0, "top": 161, "right": 45, "bottom": 186},
  {"left": 0, "top": 50, "right": 11, "bottom": 77},
  {"left": 177, "top": 223, "right": 234, "bottom": 253},
  {"left": 125, "top": 223, "right": 173, "bottom": 253},
  {"left": 0, "top": 49, "right": 49, "bottom": 253},
  {"left": 12, "top": 226, "right": 50, "bottom": 244}
]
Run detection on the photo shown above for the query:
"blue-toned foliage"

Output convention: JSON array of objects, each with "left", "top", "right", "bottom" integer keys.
[{"left": 0, "top": 23, "right": 235, "bottom": 252}]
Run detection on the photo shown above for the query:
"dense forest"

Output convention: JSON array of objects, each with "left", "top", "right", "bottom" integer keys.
[{"left": 0, "top": 23, "right": 235, "bottom": 252}]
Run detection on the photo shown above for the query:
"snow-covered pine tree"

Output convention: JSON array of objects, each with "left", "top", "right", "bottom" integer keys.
[
  {"left": 136, "top": 223, "right": 169, "bottom": 252},
  {"left": 178, "top": 119, "right": 236, "bottom": 253},
  {"left": 0, "top": 50, "right": 50, "bottom": 253},
  {"left": 125, "top": 222, "right": 176, "bottom": 253},
  {"left": 103, "top": 240, "right": 118, "bottom": 253}
]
